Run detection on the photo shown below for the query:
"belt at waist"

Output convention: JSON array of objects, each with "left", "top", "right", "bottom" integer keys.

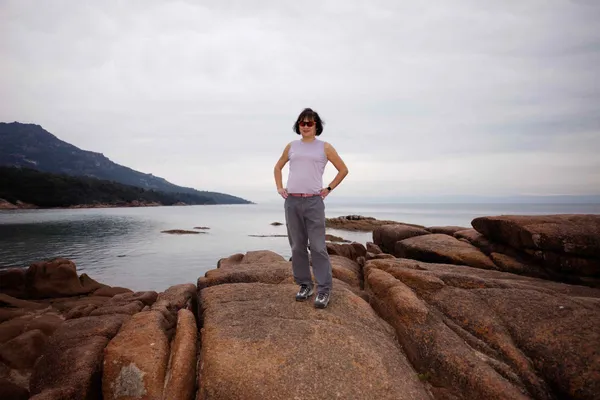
[{"left": 288, "top": 193, "right": 320, "bottom": 197}]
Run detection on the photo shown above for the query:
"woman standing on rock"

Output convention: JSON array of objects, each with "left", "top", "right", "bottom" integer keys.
[{"left": 273, "top": 108, "right": 349, "bottom": 309}]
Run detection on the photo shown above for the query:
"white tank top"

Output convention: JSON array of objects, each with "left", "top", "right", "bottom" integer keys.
[{"left": 286, "top": 139, "right": 327, "bottom": 194}]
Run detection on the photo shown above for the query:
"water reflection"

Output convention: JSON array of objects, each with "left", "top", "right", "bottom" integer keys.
[{"left": 0, "top": 216, "right": 150, "bottom": 268}]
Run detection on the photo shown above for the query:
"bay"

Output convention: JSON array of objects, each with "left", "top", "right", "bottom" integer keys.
[{"left": 1, "top": 201, "right": 599, "bottom": 292}]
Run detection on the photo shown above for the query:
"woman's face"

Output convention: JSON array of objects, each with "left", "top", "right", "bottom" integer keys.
[{"left": 298, "top": 118, "right": 316, "bottom": 138}]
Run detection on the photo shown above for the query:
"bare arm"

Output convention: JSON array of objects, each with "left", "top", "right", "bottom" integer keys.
[
  {"left": 274, "top": 143, "right": 291, "bottom": 195},
  {"left": 324, "top": 142, "right": 349, "bottom": 192}
]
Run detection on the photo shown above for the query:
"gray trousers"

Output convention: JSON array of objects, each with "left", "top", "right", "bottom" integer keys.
[{"left": 284, "top": 196, "right": 332, "bottom": 293}]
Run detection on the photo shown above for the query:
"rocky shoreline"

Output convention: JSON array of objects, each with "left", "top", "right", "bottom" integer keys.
[{"left": 0, "top": 214, "right": 599, "bottom": 399}]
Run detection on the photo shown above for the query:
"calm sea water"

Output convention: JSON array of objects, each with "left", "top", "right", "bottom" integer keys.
[{"left": 1, "top": 202, "right": 599, "bottom": 292}]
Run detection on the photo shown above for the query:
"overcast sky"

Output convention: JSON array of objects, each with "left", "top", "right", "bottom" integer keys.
[{"left": 1, "top": 0, "right": 599, "bottom": 203}]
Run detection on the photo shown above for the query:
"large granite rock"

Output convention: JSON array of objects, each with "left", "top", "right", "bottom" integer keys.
[
  {"left": 395, "top": 234, "right": 498, "bottom": 270},
  {"left": 25, "top": 259, "right": 102, "bottom": 299},
  {"left": 0, "top": 259, "right": 128, "bottom": 301},
  {"left": 472, "top": 215, "right": 600, "bottom": 258},
  {"left": 373, "top": 224, "right": 431, "bottom": 254},
  {"left": 464, "top": 216, "right": 600, "bottom": 285},
  {"left": 102, "top": 311, "right": 173, "bottom": 400},
  {"left": 30, "top": 315, "right": 128, "bottom": 400},
  {"left": 198, "top": 282, "right": 431, "bottom": 400},
  {"left": 365, "top": 258, "right": 600, "bottom": 400}
]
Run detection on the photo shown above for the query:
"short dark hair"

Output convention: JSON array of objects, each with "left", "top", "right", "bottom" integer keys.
[{"left": 293, "top": 108, "right": 325, "bottom": 136}]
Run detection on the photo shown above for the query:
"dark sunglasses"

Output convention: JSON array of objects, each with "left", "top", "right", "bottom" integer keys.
[{"left": 298, "top": 121, "right": 316, "bottom": 127}]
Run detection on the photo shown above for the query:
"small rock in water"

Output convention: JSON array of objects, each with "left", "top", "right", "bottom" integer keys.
[
  {"left": 194, "top": 226, "right": 210, "bottom": 230},
  {"left": 248, "top": 234, "right": 288, "bottom": 238},
  {"left": 270, "top": 222, "right": 283, "bottom": 226},
  {"left": 161, "top": 230, "right": 203, "bottom": 235}
]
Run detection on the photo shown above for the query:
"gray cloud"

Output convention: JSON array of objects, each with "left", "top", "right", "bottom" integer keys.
[{"left": 1, "top": 0, "right": 599, "bottom": 202}]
